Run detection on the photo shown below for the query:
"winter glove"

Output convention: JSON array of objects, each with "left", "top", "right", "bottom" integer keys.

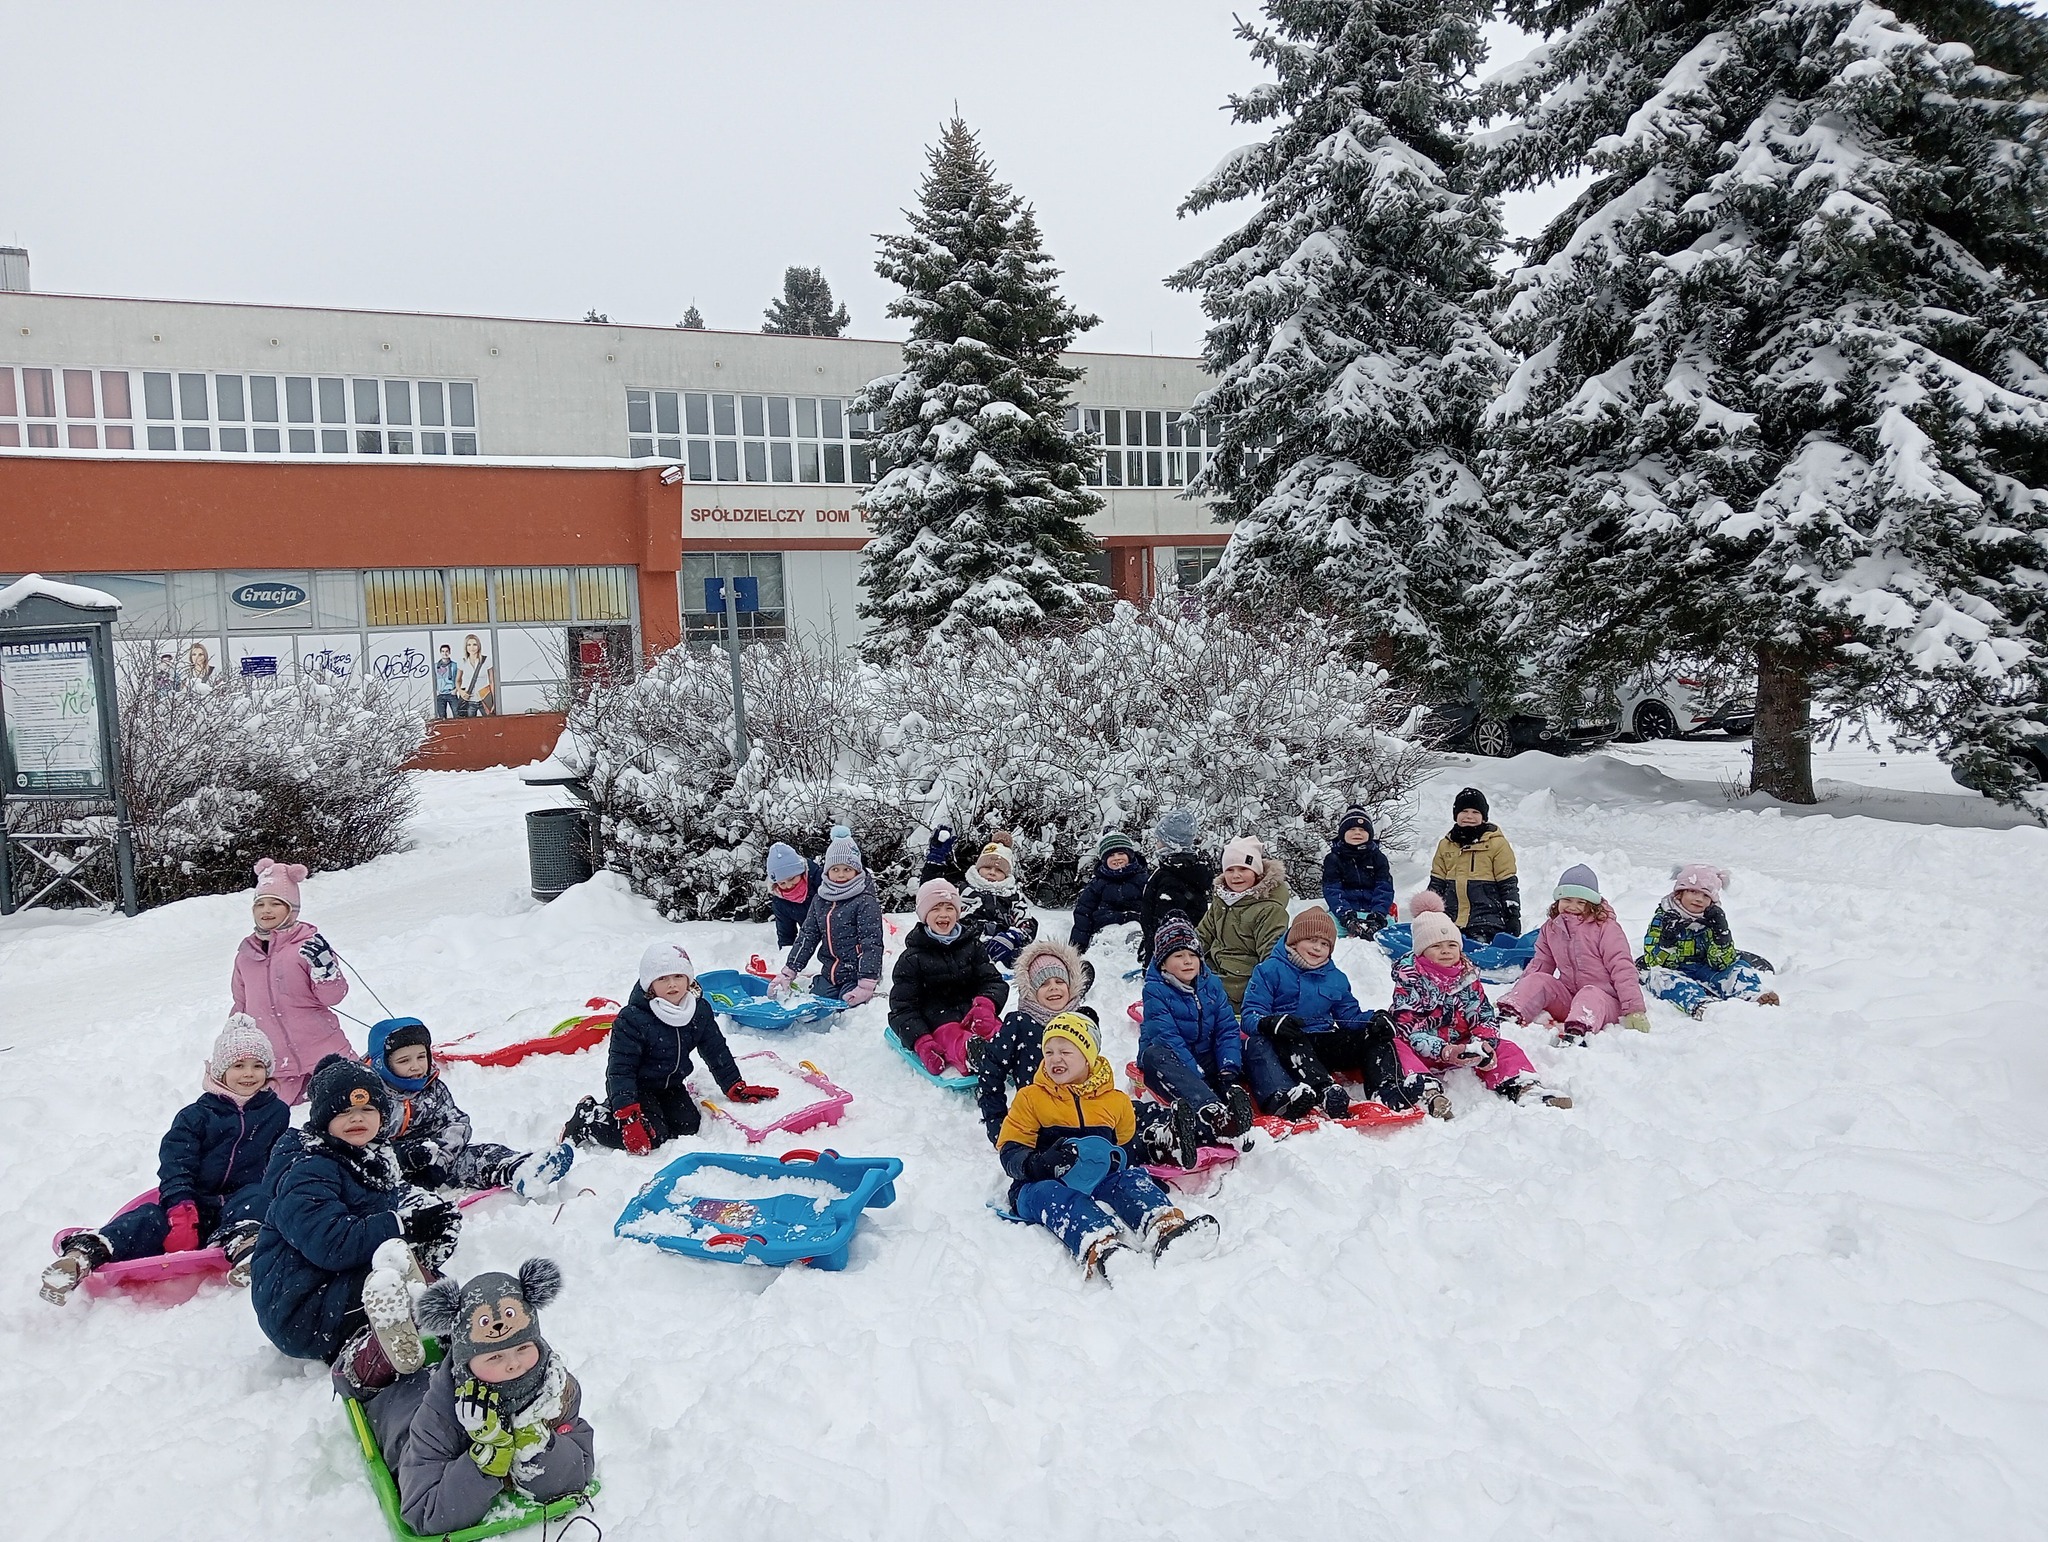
[
  {"left": 1335, "top": 909, "right": 1365, "bottom": 938},
  {"left": 613, "top": 1101, "right": 655, "bottom": 1154},
  {"left": 395, "top": 1190, "right": 460, "bottom": 1251},
  {"left": 1364, "top": 912, "right": 1389, "bottom": 937},
  {"left": 397, "top": 1140, "right": 448, "bottom": 1188},
  {"left": 1256, "top": 1014, "right": 1307, "bottom": 1041},
  {"left": 1406, "top": 1029, "right": 1449, "bottom": 1061},
  {"left": 455, "top": 1381, "right": 519, "bottom": 1478},
  {"left": 1469, "top": 1038, "right": 1498, "bottom": 1072},
  {"left": 299, "top": 932, "right": 341, "bottom": 983},
  {"left": 913, "top": 1034, "right": 948, "bottom": 1075},
  {"left": 1502, "top": 908, "right": 1523, "bottom": 938},
  {"left": 770, "top": 968, "right": 797, "bottom": 997},
  {"left": 1622, "top": 1012, "right": 1653, "bottom": 1033},
  {"left": 725, "top": 1082, "right": 779, "bottom": 1103},
  {"left": 962, "top": 996, "right": 1001, "bottom": 1039},
  {"left": 930, "top": 1021, "right": 972, "bottom": 1072},
  {"left": 163, "top": 1201, "right": 201, "bottom": 1254},
  {"left": 1022, "top": 1140, "right": 1078, "bottom": 1182},
  {"left": 1448, "top": 1041, "right": 1489, "bottom": 1066},
  {"left": 925, "top": 826, "right": 956, "bottom": 866},
  {"left": 841, "top": 978, "right": 877, "bottom": 1008}
]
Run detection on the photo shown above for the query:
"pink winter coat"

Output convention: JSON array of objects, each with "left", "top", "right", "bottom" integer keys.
[
  {"left": 230, "top": 920, "right": 351, "bottom": 1105},
  {"left": 1523, "top": 907, "right": 1645, "bottom": 1017}
]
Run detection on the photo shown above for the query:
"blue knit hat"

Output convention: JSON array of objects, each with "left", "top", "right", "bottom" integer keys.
[
  {"left": 1154, "top": 808, "right": 1199, "bottom": 853},
  {"left": 765, "top": 842, "right": 807, "bottom": 883},
  {"left": 1554, "top": 864, "right": 1602, "bottom": 905}
]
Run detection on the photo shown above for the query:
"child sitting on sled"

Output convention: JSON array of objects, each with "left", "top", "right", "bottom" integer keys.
[
  {"left": 1391, "top": 901, "right": 1570, "bottom": 1118},
  {"left": 41, "top": 1015, "right": 291, "bottom": 1304},
  {"left": 366, "top": 1018, "right": 573, "bottom": 1199},
  {"left": 764, "top": 842, "right": 823, "bottom": 950},
  {"left": 1070, "top": 830, "right": 1149, "bottom": 954},
  {"left": 976, "top": 937, "right": 1096, "bottom": 1141},
  {"left": 775, "top": 830, "right": 884, "bottom": 1006},
  {"left": 890, "top": 879, "right": 1011, "bottom": 1075},
  {"left": 1320, "top": 805, "right": 1394, "bottom": 937},
  {"left": 961, "top": 837, "right": 1038, "bottom": 965},
  {"left": 230, "top": 856, "right": 353, "bottom": 1105},
  {"left": 997, "top": 1013, "right": 1219, "bottom": 1283},
  {"left": 1239, "top": 908, "right": 1408, "bottom": 1121},
  {"left": 349, "top": 1256, "right": 596, "bottom": 1536},
  {"left": 1196, "top": 836, "right": 1292, "bottom": 1009},
  {"left": 563, "top": 941, "right": 776, "bottom": 1155},
  {"left": 1138, "top": 918, "right": 1255, "bottom": 1160},
  {"left": 252, "top": 1054, "right": 465, "bottom": 1394},
  {"left": 1498, "top": 865, "right": 1650, "bottom": 1041},
  {"left": 1639, "top": 863, "right": 1780, "bottom": 1017}
]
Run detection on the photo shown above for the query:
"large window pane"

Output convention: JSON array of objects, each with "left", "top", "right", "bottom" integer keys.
[
  {"left": 0, "top": 367, "right": 14, "bottom": 415},
  {"left": 686, "top": 440, "right": 711, "bottom": 480},
  {"left": 253, "top": 427, "right": 278, "bottom": 452},
  {"left": 770, "top": 442, "right": 793, "bottom": 481},
  {"left": 318, "top": 378, "right": 346, "bottom": 423},
  {"left": 824, "top": 444, "right": 845, "bottom": 483},
  {"left": 249, "top": 375, "right": 278, "bottom": 422},
  {"left": 1101, "top": 409, "right": 1121, "bottom": 447},
  {"left": 796, "top": 397, "right": 818, "bottom": 437},
  {"left": 575, "top": 566, "right": 632, "bottom": 621},
  {"left": 741, "top": 396, "right": 765, "bottom": 436},
  {"left": 179, "top": 374, "right": 209, "bottom": 420},
  {"left": 23, "top": 368, "right": 55, "bottom": 417},
  {"left": 822, "top": 399, "right": 844, "bottom": 439},
  {"left": 386, "top": 380, "right": 412, "bottom": 426},
  {"left": 743, "top": 441, "right": 767, "bottom": 481},
  {"left": 1146, "top": 411, "right": 1163, "bottom": 447},
  {"left": 62, "top": 369, "right": 95, "bottom": 418},
  {"left": 143, "top": 372, "right": 173, "bottom": 420},
  {"left": 449, "top": 381, "right": 476, "bottom": 427},
  {"left": 220, "top": 427, "right": 247, "bottom": 451},
  {"left": 183, "top": 426, "right": 211, "bottom": 451},
  {"left": 289, "top": 428, "right": 315, "bottom": 453},
  {"left": 685, "top": 392, "right": 710, "bottom": 435},
  {"left": 353, "top": 379, "right": 381, "bottom": 425},
  {"left": 418, "top": 380, "right": 445, "bottom": 426},
  {"left": 450, "top": 568, "right": 489, "bottom": 623},
  {"left": 495, "top": 567, "right": 572, "bottom": 622},
  {"left": 767, "top": 396, "right": 791, "bottom": 437},
  {"left": 715, "top": 440, "right": 738, "bottom": 481},
  {"left": 68, "top": 426, "right": 99, "bottom": 449},
  {"left": 627, "top": 389, "right": 652, "bottom": 434},
  {"left": 107, "top": 426, "right": 135, "bottom": 449},
  {"left": 366, "top": 569, "right": 447, "bottom": 628},
  {"left": 216, "top": 374, "right": 246, "bottom": 421},
  {"left": 712, "top": 394, "right": 736, "bottom": 435},
  {"left": 91, "top": 573, "right": 172, "bottom": 637},
  {"left": 286, "top": 376, "right": 314, "bottom": 422},
  {"left": 656, "top": 391, "right": 680, "bottom": 435},
  {"left": 799, "top": 442, "right": 820, "bottom": 482}
]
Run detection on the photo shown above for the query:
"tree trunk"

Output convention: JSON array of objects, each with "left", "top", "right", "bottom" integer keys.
[{"left": 1750, "top": 645, "right": 1816, "bottom": 803}]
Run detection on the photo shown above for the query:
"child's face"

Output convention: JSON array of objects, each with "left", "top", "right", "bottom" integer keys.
[
  {"left": 1343, "top": 827, "right": 1369, "bottom": 846},
  {"left": 221, "top": 1056, "right": 270, "bottom": 1097},
  {"left": 1556, "top": 896, "right": 1593, "bottom": 918},
  {"left": 925, "top": 899, "right": 961, "bottom": 933},
  {"left": 1041, "top": 1038, "right": 1086, "bottom": 1084},
  {"left": 1294, "top": 936, "right": 1333, "bottom": 968},
  {"left": 772, "top": 873, "right": 806, "bottom": 896},
  {"left": 252, "top": 897, "right": 293, "bottom": 931},
  {"left": 976, "top": 857, "right": 1009, "bottom": 884},
  {"left": 388, "top": 1044, "right": 432, "bottom": 1080},
  {"left": 1034, "top": 975, "right": 1073, "bottom": 1011},
  {"left": 470, "top": 1342, "right": 541, "bottom": 1384},
  {"left": 328, "top": 1107, "right": 382, "bottom": 1146},
  {"left": 825, "top": 863, "right": 859, "bottom": 885},
  {"left": 1162, "top": 950, "right": 1200, "bottom": 984},
  {"left": 649, "top": 973, "right": 693, "bottom": 1005},
  {"left": 1423, "top": 940, "right": 1465, "bottom": 968},
  {"left": 1675, "top": 888, "right": 1711, "bottom": 916},
  {"left": 1455, "top": 809, "right": 1485, "bottom": 828},
  {"left": 1104, "top": 850, "right": 1130, "bottom": 871},
  {"left": 1222, "top": 864, "right": 1257, "bottom": 892}
]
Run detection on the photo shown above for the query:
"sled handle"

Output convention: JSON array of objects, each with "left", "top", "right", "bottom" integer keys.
[
  {"left": 704, "top": 1232, "right": 766, "bottom": 1252},
  {"left": 778, "top": 1147, "right": 839, "bottom": 1164}
]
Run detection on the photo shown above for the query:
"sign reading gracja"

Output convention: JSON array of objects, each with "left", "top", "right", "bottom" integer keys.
[{"left": 231, "top": 581, "right": 308, "bottom": 611}]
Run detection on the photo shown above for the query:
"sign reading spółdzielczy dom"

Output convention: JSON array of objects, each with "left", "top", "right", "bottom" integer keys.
[{"left": 0, "top": 636, "right": 109, "bottom": 795}]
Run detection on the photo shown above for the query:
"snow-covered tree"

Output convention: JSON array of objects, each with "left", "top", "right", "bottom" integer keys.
[
  {"left": 1170, "top": 0, "right": 1510, "bottom": 678},
  {"left": 677, "top": 304, "right": 705, "bottom": 330},
  {"left": 1484, "top": 0, "right": 2048, "bottom": 804},
  {"left": 854, "top": 118, "right": 1110, "bottom": 659},
  {"left": 762, "top": 267, "right": 851, "bottom": 336}
]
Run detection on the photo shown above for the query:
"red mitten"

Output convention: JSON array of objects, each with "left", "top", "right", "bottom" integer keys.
[
  {"left": 962, "top": 996, "right": 1000, "bottom": 1040},
  {"left": 725, "top": 1083, "right": 779, "bottom": 1104},
  {"left": 932, "top": 1021, "right": 972, "bottom": 1072},
  {"left": 614, "top": 1102, "right": 654, "bottom": 1155},
  {"left": 164, "top": 1201, "right": 201, "bottom": 1253},
  {"left": 914, "top": 1034, "right": 948, "bottom": 1074}
]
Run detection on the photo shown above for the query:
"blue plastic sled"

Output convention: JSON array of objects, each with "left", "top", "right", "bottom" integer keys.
[
  {"left": 613, "top": 1148, "right": 903, "bottom": 1270},
  {"left": 697, "top": 969, "right": 853, "bottom": 1031},
  {"left": 884, "top": 1025, "right": 976, "bottom": 1091},
  {"left": 1377, "top": 923, "right": 1539, "bottom": 974}
]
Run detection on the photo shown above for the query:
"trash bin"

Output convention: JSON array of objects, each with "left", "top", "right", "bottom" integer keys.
[{"left": 525, "top": 806, "right": 593, "bottom": 902}]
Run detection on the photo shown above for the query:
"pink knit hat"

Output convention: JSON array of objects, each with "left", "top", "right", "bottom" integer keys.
[
  {"left": 1408, "top": 890, "right": 1446, "bottom": 915},
  {"left": 1671, "top": 863, "right": 1729, "bottom": 903},
  {"left": 252, "top": 857, "right": 308, "bottom": 914},
  {"left": 917, "top": 877, "right": 962, "bottom": 923},
  {"left": 1220, "top": 836, "right": 1265, "bottom": 874},
  {"left": 1411, "top": 910, "right": 1462, "bottom": 952}
]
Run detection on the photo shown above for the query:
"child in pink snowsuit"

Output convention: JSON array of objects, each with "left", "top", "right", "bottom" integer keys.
[
  {"left": 229, "top": 858, "right": 352, "bottom": 1105},
  {"left": 1498, "top": 864, "right": 1648, "bottom": 1041},
  {"left": 1392, "top": 900, "right": 1569, "bottom": 1116}
]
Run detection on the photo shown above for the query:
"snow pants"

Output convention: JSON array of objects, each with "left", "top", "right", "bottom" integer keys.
[
  {"left": 1017, "top": 1170, "right": 1172, "bottom": 1259},
  {"left": 443, "top": 1141, "right": 525, "bottom": 1191},
  {"left": 1643, "top": 961, "right": 1767, "bottom": 1016},
  {"left": 587, "top": 1084, "right": 702, "bottom": 1150},
  {"left": 1243, "top": 1021, "right": 1405, "bottom": 1113},
  {"left": 98, "top": 1185, "right": 267, "bottom": 1262},
  {"left": 1395, "top": 1034, "right": 1532, "bottom": 1093},
  {"left": 1137, "top": 1040, "right": 1234, "bottom": 1110},
  {"left": 1500, "top": 973, "right": 1621, "bottom": 1035}
]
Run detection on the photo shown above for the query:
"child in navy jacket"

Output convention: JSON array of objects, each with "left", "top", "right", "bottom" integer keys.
[
  {"left": 1070, "top": 831, "right": 1150, "bottom": 953},
  {"left": 1239, "top": 908, "right": 1407, "bottom": 1121},
  {"left": 41, "top": 1015, "right": 292, "bottom": 1304},
  {"left": 564, "top": 940, "right": 773, "bottom": 1154},
  {"left": 764, "top": 842, "right": 823, "bottom": 950},
  {"left": 1320, "top": 806, "right": 1393, "bottom": 937},
  {"left": 1137, "top": 919, "right": 1254, "bottom": 1158}
]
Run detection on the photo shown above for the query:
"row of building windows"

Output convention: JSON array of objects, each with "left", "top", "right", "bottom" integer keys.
[
  {"left": 627, "top": 390, "right": 880, "bottom": 485},
  {"left": 0, "top": 365, "right": 478, "bottom": 455}
]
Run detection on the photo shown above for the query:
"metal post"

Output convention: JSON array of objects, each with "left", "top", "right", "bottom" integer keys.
[
  {"left": 723, "top": 577, "right": 750, "bottom": 767},
  {"left": 97, "top": 617, "right": 139, "bottom": 915}
]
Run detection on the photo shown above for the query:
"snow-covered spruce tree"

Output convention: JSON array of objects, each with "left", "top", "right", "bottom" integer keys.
[
  {"left": 761, "top": 266, "right": 850, "bottom": 336},
  {"left": 1483, "top": 0, "right": 2048, "bottom": 804},
  {"left": 678, "top": 304, "right": 705, "bottom": 330},
  {"left": 854, "top": 118, "right": 1110, "bottom": 660},
  {"left": 1169, "top": 0, "right": 1510, "bottom": 678}
]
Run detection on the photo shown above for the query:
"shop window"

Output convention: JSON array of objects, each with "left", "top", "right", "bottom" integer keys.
[
  {"left": 575, "top": 566, "right": 633, "bottom": 622},
  {"left": 494, "top": 567, "right": 573, "bottom": 623},
  {"left": 1175, "top": 546, "right": 1224, "bottom": 590},
  {"left": 680, "top": 552, "right": 787, "bottom": 643},
  {"left": 366, "top": 569, "right": 448, "bottom": 628},
  {"left": 450, "top": 568, "right": 491, "bottom": 624}
]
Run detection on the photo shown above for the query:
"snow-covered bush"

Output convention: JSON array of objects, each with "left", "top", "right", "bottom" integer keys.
[
  {"left": 115, "top": 652, "right": 424, "bottom": 907},
  {"left": 576, "top": 597, "right": 1436, "bottom": 918}
]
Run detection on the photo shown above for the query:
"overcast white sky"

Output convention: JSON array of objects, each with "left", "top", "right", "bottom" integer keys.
[{"left": 2, "top": 1, "right": 1566, "bottom": 357}]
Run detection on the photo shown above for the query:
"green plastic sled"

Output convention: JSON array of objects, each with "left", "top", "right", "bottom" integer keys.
[{"left": 344, "top": 1341, "right": 599, "bottom": 1542}]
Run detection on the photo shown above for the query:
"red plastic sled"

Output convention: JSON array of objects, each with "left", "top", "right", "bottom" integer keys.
[
  {"left": 437, "top": 998, "right": 619, "bottom": 1067},
  {"left": 1253, "top": 1101, "right": 1425, "bottom": 1139},
  {"left": 1144, "top": 1144, "right": 1239, "bottom": 1194},
  {"left": 694, "top": 1052, "right": 853, "bottom": 1144}
]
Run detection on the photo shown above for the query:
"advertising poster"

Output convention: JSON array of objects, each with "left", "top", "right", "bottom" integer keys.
[{"left": 0, "top": 635, "right": 109, "bottom": 796}]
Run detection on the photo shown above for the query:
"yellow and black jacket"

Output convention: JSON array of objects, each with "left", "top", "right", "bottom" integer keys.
[
  {"left": 1427, "top": 824, "right": 1522, "bottom": 939},
  {"left": 997, "top": 1060, "right": 1139, "bottom": 1198}
]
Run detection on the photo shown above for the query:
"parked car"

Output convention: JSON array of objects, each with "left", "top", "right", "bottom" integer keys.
[
  {"left": 1619, "top": 665, "right": 1755, "bottom": 740},
  {"left": 1426, "top": 690, "right": 1619, "bottom": 759},
  {"left": 1949, "top": 732, "right": 2048, "bottom": 793}
]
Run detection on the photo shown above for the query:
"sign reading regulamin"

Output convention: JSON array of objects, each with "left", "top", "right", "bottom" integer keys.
[{"left": 0, "top": 636, "right": 109, "bottom": 795}]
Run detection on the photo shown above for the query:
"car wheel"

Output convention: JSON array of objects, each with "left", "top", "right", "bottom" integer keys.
[
  {"left": 1473, "top": 718, "right": 1515, "bottom": 758},
  {"left": 1633, "top": 701, "right": 1678, "bottom": 741}
]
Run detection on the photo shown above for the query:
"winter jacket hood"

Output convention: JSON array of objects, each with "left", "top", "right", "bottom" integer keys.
[{"left": 1011, "top": 937, "right": 1088, "bottom": 1022}]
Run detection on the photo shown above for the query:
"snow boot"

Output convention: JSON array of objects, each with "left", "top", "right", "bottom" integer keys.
[
  {"left": 1277, "top": 1082, "right": 1318, "bottom": 1121},
  {"left": 1321, "top": 1084, "right": 1351, "bottom": 1120},
  {"left": 1169, "top": 1099, "right": 1203, "bottom": 1170},
  {"left": 1145, "top": 1208, "right": 1220, "bottom": 1265},
  {"left": 1757, "top": 991, "right": 1781, "bottom": 1007},
  {"left": 1138, "top": 1117, "right": 1178, "bottom": 1168},
  {"left": 39, "top": 1232, "right": 110, "bottom": 1306},
  {"left": 1223, "top": 1083, "right": 1255, "bottom": 1138},
  {"left": 1409, "top": 1076, "right": 1452, "bottom": 1120},
  {"left": 1081, "top": 1233, "right": 1129, "bottom": 1286},
  {"left": 508, "top": 1140, "right": 576, "bottom": 1200},
  {"left": 212, "top": 1220, "right": 263, "bottom": 1288},
  {"left": 561, "top": 1095, "right": 602, "bottom": 1148},
  {"left": 334, "top": 1324, "right": 399, "bottom": 1399},
  {"left": 1197, "top": 1100, "right": 1231, "bottom": 1142},
  {"left": 1500, "top": 1075, "right": 1572, "bottom": 1110},
  {"left": 361, "top": 1256, "right": 425, "bottom": 1376}
]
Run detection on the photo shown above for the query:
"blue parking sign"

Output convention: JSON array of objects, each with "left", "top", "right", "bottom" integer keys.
[{"left": 704, "top": 576, "right": 761, "bottom": 614}]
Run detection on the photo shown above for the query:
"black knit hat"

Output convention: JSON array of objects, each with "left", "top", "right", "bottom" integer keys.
[
  {"left": 306, "top": 1052, "right": 394, "bottom": 1133},
  {"left": 382, "top": 1019, "right": 432, "bottom": 1056},
  {"left": 1337, "top": 805, "right": 1375, "bottom": 839},
  {"left": 1452, "top": 787, "right": 1490, "bottom": 820}
]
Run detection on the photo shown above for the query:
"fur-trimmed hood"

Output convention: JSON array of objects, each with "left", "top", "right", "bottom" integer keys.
[{"left": 1213, "top": 856, "right": 1288, "bottom": 905}]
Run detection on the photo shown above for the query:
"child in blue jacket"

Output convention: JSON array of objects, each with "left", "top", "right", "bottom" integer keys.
[
  {"left": 1320, "top": 806, "right": 1393, "bottom": 937},
  {"left": 764, "top": 842, "right": 824, "bottom": 950},
  {"left": 41, "top": 1015, "right": 291, "bottom": 1303},
  {"left": 1239, "top": 908, "right": 1407, "bottom": 1120},
  {"left": 1070, "top": 831, "right": 1150, "bottom": 953},
  {"left": 1138, "top": 918, "right": 1254, "bottom": 1161},
  {"left": 776, "top": 831, "right": 885, "bottom": 1006}
]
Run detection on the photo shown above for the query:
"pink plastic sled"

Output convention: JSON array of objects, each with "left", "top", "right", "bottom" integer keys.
[{"left": 696, "top": 1052, "right": 853, "bottom": 1144}]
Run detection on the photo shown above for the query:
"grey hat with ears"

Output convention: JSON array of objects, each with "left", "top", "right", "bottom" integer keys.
[{"left": 417, "top": 1258, "right": 564, "bottom": 1391}]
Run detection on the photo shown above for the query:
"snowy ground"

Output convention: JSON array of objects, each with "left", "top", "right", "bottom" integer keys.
[{"left": 3, "top": 738, "right": 2044, "bottom": 1541}]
